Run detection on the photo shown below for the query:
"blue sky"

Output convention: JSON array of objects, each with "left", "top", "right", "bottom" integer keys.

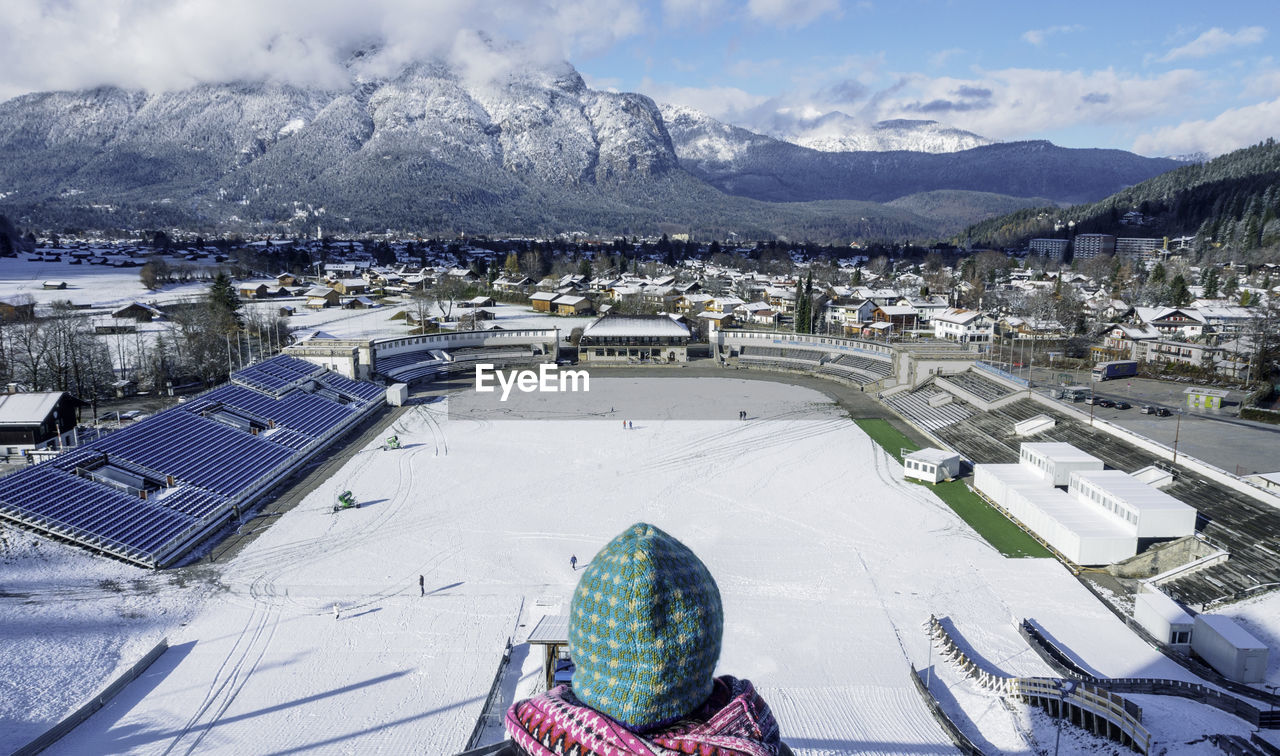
[
  {"left": 2, "top": 0, "right": 1277, "bottom": 156},
  {"left": 570, "top": 0, "right": 1280, "bottom": 155}
]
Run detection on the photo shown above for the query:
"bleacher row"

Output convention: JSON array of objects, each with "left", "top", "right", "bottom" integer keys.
[
  {"left": 883, "top": 390, "right": 975, "bottom": 432},
  {"left": 231, "top": 354, "right": 326, "bottom": 396},
  {"left": 941, "top": 370, "right": 1016, "bottom": 403},
  {"left": 737, "top": 345, "right": 893, "bottom": 386},
  {"left": 0, "top": 355, "right": 387, "bottom": 568},
  {"left": 375, "top": 346, "right": 542, "bottom": 383}
]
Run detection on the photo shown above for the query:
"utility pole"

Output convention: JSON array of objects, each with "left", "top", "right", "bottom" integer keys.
[{"left": 1172, "top": 410, "right": 1183, "bottom": 465}]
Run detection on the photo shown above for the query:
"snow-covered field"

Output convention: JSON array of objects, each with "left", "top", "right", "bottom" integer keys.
[
  {"left": 0, "top": 256, "right": 215, "bottom": 309},
  {"left": 247, "top": 299, "right": 594, "bottom": 342},
  {"left": 3, "top": 377, "right": 1274, "bottom": 754}
]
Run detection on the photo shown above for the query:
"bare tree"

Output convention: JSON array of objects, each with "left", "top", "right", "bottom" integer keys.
[{"left": 431, "top": 276, "right": 468, "bottom": 322}]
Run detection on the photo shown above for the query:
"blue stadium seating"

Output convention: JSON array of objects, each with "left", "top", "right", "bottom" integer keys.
[{"left": 0, "top": 354, "right": 386, "bottom": 567}]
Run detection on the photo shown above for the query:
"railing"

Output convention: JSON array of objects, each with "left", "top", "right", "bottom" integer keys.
[
  {"left": 1019, "top": 618, "right": 1280, "bottom": 728},
  {"left": 973, "top": 361, "right": 1030, "bottom": 387},
  {"left": 928, "top": 615, "right": 1151, "bottom": 753}
]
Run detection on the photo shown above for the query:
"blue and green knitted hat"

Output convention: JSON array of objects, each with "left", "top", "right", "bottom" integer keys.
[{"left": 568, "top": 522, "right": 724, "bottom": 732}]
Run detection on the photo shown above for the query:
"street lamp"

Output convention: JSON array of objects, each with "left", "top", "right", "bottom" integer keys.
[{"left": 1172, "top": 409, "right": 1183, "bottom": 465}]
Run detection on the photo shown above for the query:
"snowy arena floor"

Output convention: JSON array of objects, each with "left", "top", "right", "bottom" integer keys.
[{"left": 3, "top": 378, "right": 1272, "bottom": 754}]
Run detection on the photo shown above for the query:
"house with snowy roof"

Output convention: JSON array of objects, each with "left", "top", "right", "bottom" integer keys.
[
  {"left": 932, "top": 308, "right": 993, "bottom": 345},
  {"left": 0, "top": 390, "right": 88, "bottom": 455}
]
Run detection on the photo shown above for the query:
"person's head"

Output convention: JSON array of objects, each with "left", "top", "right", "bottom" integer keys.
[{"left": 568, "top": 522, "right": 723, "bottom": 732}]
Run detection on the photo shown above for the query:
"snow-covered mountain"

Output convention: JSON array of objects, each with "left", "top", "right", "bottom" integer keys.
[
  {"left": 658, "top": 104, "right": 1181, "bottom": 205},
  {"left": 788, "top": 116, "right": 993, "bottom": 154},
  {"left": 0, "top": 56, "right": 1182, "bottom": 238}
]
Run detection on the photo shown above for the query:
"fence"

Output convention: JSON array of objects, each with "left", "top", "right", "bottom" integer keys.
[
  {"left": 928, "top": 615, "right": 1150, "bottom": 754},
  {"left": 13, "top": 637, "right": 169, "bottom": 756},
  {"left": 463, "top": 638, "right": 514, "bottom": 752},
  {"left": 907, "top": 664, "right": 986, "bottom": 755},
  {"left": 1019, "top": 618, "right": 1280, "bottom": 729},
  {"left": 973, "top": 361, "right": 1030, "bottom": 387}
]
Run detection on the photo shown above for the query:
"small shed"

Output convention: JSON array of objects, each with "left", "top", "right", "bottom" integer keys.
[
  {"left": 1184, "top": 386, "right": 1228, "bottom": 410},
  {"left": 554, "top": 295, "right": 591, "bottom": 316},
  {"left": 1192, "top": 614, "right": 1269, "bottom": 683},
  {"left": 903, "top": 448, "right": 961, "bottom": 484},
  {"left": 111, "top": 379, "right": 139, "bottom": 398},
  {"left": 526, "top": 614, "right": 573, "bottom": 692},
  {"left": 42, "top": 281, "right": 68, "bottom": 290},
  {"left": 459, "top": 295, "right": 496, "bottom": 309},
  {"left": 530, "top": 291, "right": 559, "bottom": 313},
  {"left": 305, "top": 287, "right": 341, "bottom": 309},
  {"left": 1133, "top": 586, "right": 1193, "bottom": 652}
]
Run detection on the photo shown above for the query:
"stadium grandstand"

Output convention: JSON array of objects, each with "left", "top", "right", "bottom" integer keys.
[
  {"left": 886, "top": 377, "right": 1280, "bottom": 610},
  {"left": 0, "top": 355, "right": 386, "bottom": 568},
  {"left": 720, "top": 331, "right": 897, "bottom": 387}
]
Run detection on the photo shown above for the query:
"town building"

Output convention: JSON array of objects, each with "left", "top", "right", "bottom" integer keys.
[
  {"left": 1073, "top": 234, "right": 1116, "bottom": 261},
  {"left": 578, "top": 314, "right": 691, "bottom": 364}
]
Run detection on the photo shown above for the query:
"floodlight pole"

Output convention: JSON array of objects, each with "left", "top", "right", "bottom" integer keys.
[{"left": 1172, "top": 411, "right": 1182, "bottom": 465}]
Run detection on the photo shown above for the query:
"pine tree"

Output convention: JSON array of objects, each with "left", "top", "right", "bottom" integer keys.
[
  {"left": 793, "top": 278, "right": 807, "bottom": 334},
  {"left": 1168, "top": 273, "right": 1191, "bottom": 306},
  {"left": 1222, "top": 272, "right": 1239, "bottom": 299},
  {"left": 1149, "top": 262, "right": 1166, "bottom": 286},
  {"left": 208, "top": 272, "right": 242, "bottom": 327},
  {"left": 1201, "top": 267, "right": 1220, "bottom": 299},
  {"left": 803, "top": 272, "right": 814, "bottom": 333}
]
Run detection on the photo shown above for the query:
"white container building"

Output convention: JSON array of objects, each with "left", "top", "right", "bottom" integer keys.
[
  {"left": 903, "top": 448, "right": 961, "bottom": 484},
  {"left": 1020, "top": 442, "right": 1105, "bottom": 486},
  {"left": 1192, "top": 614, "right": 1270, "bottom": 683},
  {"left": 386, "top": 383, "right": 409, "bottom": 407},
  {"left": 1069, "top": 470, "right": 1197, "bottom": 539},
  {"left": 1133, "top": 586, "right": 1194, "bottom": 652},
  {"left": 973, "top": 464, "right": 1136, "bottom": 565},
  {"left": 974, "top": 464, "right": 1045, "bottom": 508}
]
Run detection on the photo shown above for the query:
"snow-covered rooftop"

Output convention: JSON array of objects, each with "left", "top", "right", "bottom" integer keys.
[{"left": 581, "top": 314, "right": 690, "bottom": 338}]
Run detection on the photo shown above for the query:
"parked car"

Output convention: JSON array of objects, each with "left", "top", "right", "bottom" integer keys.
[
  {"left": 1155, "top": 407, "right": 1172, "bottom": 417},
  {"left": 1114, "top": 401, "right": 1131, "bottom": 410},
  {"left": 1140, "top": 405, "right": 1155, "bottom": 414},
  {"left": 1085, "top": 396, "right": 1099, "bottom": 405},
  {"left": 1098, "top": 399, "right": 1115, "bottom": 408}
]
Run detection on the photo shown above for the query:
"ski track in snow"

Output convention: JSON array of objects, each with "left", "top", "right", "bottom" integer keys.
[{"left": 11, "top": 377, "right": 1271, "bottom": 754}]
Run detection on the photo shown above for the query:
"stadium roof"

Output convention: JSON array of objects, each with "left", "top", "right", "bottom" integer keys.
[{"left": 582, "top": 314, "right": 690, "bottom": 338}]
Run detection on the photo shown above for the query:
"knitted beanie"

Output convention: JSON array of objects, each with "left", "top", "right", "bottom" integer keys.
[{"left": 568, "top": 522, "right": 724, "bottom": 732}]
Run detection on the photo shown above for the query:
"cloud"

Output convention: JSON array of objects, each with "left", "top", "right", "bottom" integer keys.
[
  {"left": 745, "top": 0, "right": 841, "bottom": 28},
  {"left": 871, "top": 67, "right": 1204, "bottom": 141},
  {"left": 1158, "top": 26, "right": 1266, "bottom": 62},
  {"left": 904, "top": 98, "right": 992, "bottom": 114},
  {"left": 929, "top": 48, "right": 965, "bottom": 68},
  {"left": 1133, "top": 96, "right": 1280, "bottom": 156},
  {"left": 642, "top": 79, "right": 770, "bottom": 120},
  {"left": 1021, "top": 24, "right": 1084, "bottom": 46},
  {"left": 817, "top": 79, "right": 870, "bottom": 104},
  {"left": 0, "top": 0, "right": 647, "bottom": 101},
  {"left": 661, "top": 0, "right": 728, "bottom": 26}
]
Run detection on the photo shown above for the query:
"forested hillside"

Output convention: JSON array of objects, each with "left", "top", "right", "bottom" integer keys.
[{"left": 961, "top": 139, "right": 1280, "bottom": 261}]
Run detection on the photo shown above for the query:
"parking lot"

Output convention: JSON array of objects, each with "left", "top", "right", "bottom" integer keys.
[{"left": 1038, "top": 374, "right": 1280, "bottom": 476}]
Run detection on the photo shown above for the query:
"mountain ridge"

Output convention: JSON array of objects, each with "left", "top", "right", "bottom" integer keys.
[{"left": 0, "top": 58, "right": 1182, "bottom": 240}]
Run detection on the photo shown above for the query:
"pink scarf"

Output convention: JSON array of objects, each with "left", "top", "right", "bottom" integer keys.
[{"left": 505, "top": 676, "right": 785, "bottom": 756}]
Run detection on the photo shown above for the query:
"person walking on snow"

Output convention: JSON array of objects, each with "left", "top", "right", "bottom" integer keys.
[
  {"left": 332, "top": 603, "right": 340, "bottom": 620},
  {"left": 570, "top": 555, "right": 578, "bottom": 570},
  {"left": 419, "top": 574, "right": 425, "bottom": 597}
]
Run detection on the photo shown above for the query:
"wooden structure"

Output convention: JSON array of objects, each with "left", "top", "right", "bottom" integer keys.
[{"left": 525, "top": 614, "right": 572, "bottom": 692}]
